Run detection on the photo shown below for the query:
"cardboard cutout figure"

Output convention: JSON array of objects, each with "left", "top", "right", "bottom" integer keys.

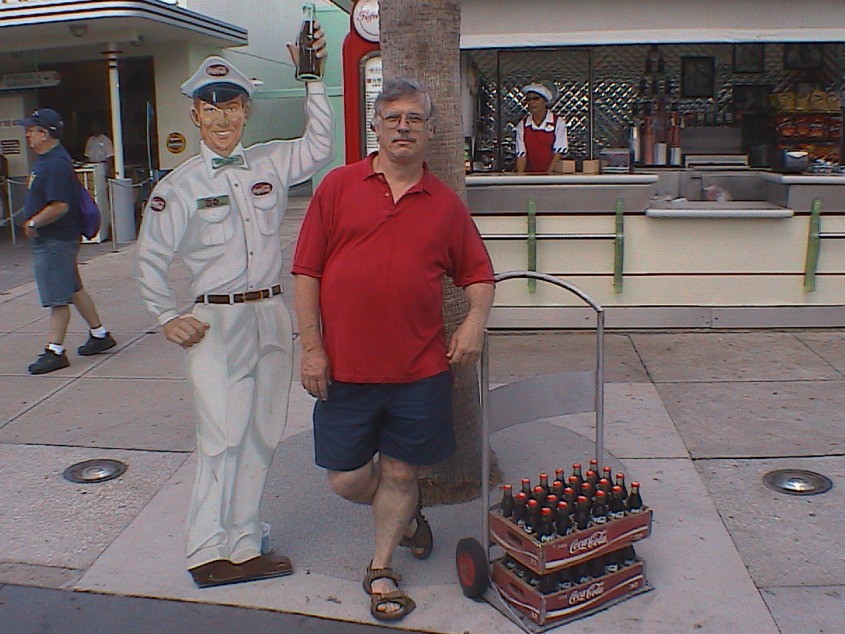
[{"left": 136, "top": 34, "right": 333, "bottom": 587}]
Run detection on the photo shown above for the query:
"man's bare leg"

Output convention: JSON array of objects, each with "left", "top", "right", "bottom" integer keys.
[
  {"left": 49, "top": 305, "right": 71, "bottom": 345},
  {"left": 328, "top": 455, "right": 419, "bottom": 616},
  {"left": 72, "top": 287, "right": 104, "bottom": 330}
]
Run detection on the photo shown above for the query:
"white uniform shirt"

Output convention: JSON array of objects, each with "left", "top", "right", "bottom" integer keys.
[
  {"left": 137, "top": 83, "right": 334, "bottom": 325},
  {"left": 84, "top": 134, "right": 114, "bottom": 163},
  {"left": 514, "top": 110, "right": 568, "bottom": 157}
]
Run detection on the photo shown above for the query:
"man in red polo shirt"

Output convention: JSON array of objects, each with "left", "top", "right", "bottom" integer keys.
[{"left": 292, "top": 77, "right": 494, "bottom": 622}]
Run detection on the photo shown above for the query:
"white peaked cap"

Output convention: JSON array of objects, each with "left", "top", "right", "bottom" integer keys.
[
  {"left": 180, "top": 56, "right": 258, "bottom": 99},
  {"left": 523, "top": 82, "right": 553, "bottom": 102}
]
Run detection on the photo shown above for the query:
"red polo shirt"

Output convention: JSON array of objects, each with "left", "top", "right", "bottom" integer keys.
[{"left": 292, "top": 154, "right": 494, "bottom": 383}]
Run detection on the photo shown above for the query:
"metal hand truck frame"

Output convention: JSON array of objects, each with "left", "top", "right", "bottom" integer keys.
[{"left": 454, "top": 270, "right": 652, "bottom": 632}]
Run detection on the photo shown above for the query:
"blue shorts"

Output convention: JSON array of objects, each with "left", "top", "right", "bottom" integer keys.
[
  {"left": 31, "top": 238, "right": 82, "bottom": 307},
  {"left": 313, "top": 371, "right": 456, "bottom": 471}
]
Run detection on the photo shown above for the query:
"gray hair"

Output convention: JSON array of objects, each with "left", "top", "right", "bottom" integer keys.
[{"left": 374, "top": 77, "right": 438, "bottom": 122}]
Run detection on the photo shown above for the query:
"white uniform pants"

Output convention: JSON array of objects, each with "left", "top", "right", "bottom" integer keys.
[{"left": 183, "top": 295, "right": 293, "bottom": 568}]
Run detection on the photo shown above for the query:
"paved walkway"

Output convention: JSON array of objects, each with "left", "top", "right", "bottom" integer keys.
[{"left": 0, "top": 201, "right": 843, "bottom": 632}]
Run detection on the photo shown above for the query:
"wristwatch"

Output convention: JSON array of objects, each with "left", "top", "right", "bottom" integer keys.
[{"left": 27, "top": 219, "right": 37, "bottom": 229}]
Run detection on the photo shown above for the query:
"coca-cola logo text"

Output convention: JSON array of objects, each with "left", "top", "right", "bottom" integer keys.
[
  {"left": 251, "top": 182, "right": 273, "bottom": 196},
  {"left": 568, "top": 581, "right": 605, "bottom": 605},
  {"left": 568, "top": 530, "right": 608, "bottom": 554},
  {"left": 206, "top": 64, "right": 230, "bottom": 77}
]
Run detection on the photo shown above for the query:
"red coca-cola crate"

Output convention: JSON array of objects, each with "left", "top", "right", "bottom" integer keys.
[
  {"left": 491, "top": 556, "right": 651, "bottom": 627},
  {"left": 489, "top": 508, "right": 652, "bottom": 575}
]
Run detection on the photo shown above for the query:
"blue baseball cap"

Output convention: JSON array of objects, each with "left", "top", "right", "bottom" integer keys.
[{"left": 19, "top": 108, "right": 64, "bottom": 135}]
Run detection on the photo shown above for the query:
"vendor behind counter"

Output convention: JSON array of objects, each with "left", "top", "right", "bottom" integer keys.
[{"left": 515, "top": 82, "right": 568, "bottom": 174}]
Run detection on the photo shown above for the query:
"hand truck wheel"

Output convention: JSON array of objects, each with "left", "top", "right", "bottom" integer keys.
[{"left": 455, "top": 537, "right": 488, "bottom": 598}]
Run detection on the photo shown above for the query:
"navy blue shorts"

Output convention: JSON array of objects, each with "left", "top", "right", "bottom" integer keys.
[
  {"left": 32, "top": 238, "right": 81, "bottom": 307},
  {"left": 313, "top": 371, "right": 456, "bottom": 471}
]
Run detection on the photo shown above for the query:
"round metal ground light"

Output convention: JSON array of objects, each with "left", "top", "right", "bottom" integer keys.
[
  {"left": 63, "top": 459, "right": 127, "bottom": 484},
  {"left": 762, "top": 469, "right": 832, "bottom": 496}
]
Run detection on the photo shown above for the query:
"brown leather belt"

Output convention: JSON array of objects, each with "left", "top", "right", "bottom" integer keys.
[{"left": 195, "top": 284, "right": 282, "bottom": 305}]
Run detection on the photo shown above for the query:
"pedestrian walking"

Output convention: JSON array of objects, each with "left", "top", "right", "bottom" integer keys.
[{"left": 20, "top": 108, "right": 116, "bottom": 375}]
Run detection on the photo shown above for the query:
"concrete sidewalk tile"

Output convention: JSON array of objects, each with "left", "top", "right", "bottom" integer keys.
[
  {"left": 0, "top": 294, "right": 41, "bottom": 333},
  {"left": 657, "top": 381, "right": 845, "bottom": 458},
  {"left": 761, "top": 586, "right": 845, "bottom": 634},
  {"left": 488, "top": 332, "right": 649, "bottom": 384},
  {"left": 695, "top": 456, "right": 845, "bottom": 588},
  {"left": 87, "top": 332, "right": 186, "bottom": 380},
  {"left": 16, "top": 301, "right": 155, "bottom": 336},
  {"left": 0, "top": 444, "right": 187, "bottom": 575},
  {"left": 0, "top": 562, "right": 82, "bottom": 590},
  {"left": 795, "top": 330, "right": 845, "bottom": 375},
  {"left": 545, "top": 383, "right": 690, "bottom": 460},
  {"left": 573, "top": 457, "right": 779, "bottom": 633},
  {"left": 630, "top": 332, "right": 841, "bottom": 382},
  {"left": 0, "top": 375, "right": 72, "bottom": 425},
  {"left": 0, "top": 333, "right": 91, "bottom": 377},
  {"left": 0, "top": 377, "right": 195, "bottom": 451}
]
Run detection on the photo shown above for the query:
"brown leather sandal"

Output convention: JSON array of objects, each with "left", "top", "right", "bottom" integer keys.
[
  {"left": 399, "top": 496, "right": 433, "bottom": 559},
  {"left": 363, "top": 562, "right": 416, "bottom": 622}
]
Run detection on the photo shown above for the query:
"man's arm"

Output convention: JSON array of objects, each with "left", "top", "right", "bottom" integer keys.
[
  {"left": 447, "top": 281, "right": 495, "bottom": 366},
  {"left": 294, "top": 273, "right": 330, "bottom": 401},
  {"left": 24, "top": 201, "right": 68, "bottom": 238},
  {"left": 514, "top": 120, "right": 527, "bottom": 174}
]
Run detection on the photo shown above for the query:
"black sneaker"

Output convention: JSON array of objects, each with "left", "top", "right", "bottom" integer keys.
[
  {"left": 77, "top": 332, "right": 117, "bottom": 356},
  {"left": 28, "top": 349, "right": 70, "bottom": 375}
]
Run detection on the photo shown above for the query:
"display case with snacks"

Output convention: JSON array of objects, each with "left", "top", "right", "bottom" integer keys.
[{"left": 771, "top": 90, "right": 843, "bottom": 163}]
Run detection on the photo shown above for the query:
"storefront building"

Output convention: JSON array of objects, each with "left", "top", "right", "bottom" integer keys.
[
  {"left": 0, "top": 0, "right": 346, "bottom": 230},
  {"left": 453, "top": 0, "right": 845, "bottom": 328}
]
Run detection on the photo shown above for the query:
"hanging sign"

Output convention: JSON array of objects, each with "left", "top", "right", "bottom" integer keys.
[
  {"left": 353, "top": 0, "right": 380, "bottom": 43},
  {"left": 167, "top": 132, "right": 186, "bottom": 154},
  {"left": 361, "top": 52, "right": 382, "bottom": 156},
  {"left": 0, "top": 71, "right": 60, "bottom": 91}
]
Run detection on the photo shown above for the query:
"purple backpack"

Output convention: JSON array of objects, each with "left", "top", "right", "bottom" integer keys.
[{"left": 78, "top": 183, "right": 101, "bottom": 239}]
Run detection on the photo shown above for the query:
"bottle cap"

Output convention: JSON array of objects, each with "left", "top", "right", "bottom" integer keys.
[
  {"left": 595, "top": 490, "right": 607, "bottom": 499},
  {"left": 541, "top": 507, "right": 553, "bottom": 517},
  {"left": 503, "top": 483, "right": 512, "bottom": 491},
  {"left": 632, "top": 481, "right": 640, "bottom": 487},
  {"left": 527, "top": 499, "right": 538, "bottom": 508}
]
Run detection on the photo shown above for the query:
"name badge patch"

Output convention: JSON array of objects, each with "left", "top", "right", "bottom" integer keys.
[
  {"left": 196, "top": 195, "right": 230, "bottom": 209},
  {"left": 251, "top": 182, "right": 273, "bottom": 196},
  {"left": 149, "top": 196, "right": 166, "bottom": 212}
]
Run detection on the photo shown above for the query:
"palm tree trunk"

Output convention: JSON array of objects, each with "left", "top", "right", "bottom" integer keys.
[{"left": 380, "top": 0, "right": 497, "bottom": 504}]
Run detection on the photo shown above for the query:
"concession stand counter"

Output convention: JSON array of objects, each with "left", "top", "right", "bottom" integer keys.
[{"left": 456, "top": 0, "right": 845, "bottom": 329}]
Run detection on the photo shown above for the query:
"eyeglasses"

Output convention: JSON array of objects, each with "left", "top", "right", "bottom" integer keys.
[{"left": 379, "top": 112, "right": 429, "bottom": 131}]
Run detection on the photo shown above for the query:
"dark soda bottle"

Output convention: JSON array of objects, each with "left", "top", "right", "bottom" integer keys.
[
  {"left": 626, "top": 481, "right": 644, "bottom": 514},
  {"left": 609, "top": 485, "right": 626, "bottom": 520},
  {"left": 500, "top": 483, "right": 514, "bottom": 518},
  {"left": 295, "top": 3, "right": 321, "bottom": 81},
  {"left": 574, "top": 495, "right": 590, "bottom": 530},
  {"left": 525, "top": 498, "right": 540, "bottom": 533},
  {"left": 615, "top": 472, "right": 628, "bottom": 499},
  {"left": 591, "top": 489, "right": 609, "bottom": 526},
  {"left": 555, "top": 501, "right": 572, "bottom": 536},
  {"left": 514, "top": 491, "right": 528, "bottom": 526},
  {"left": 538, "top": 472, "right": 551, "bottom": 497},
  {"left": 537, "top": 507, "right": 555, "bottom": 543}
]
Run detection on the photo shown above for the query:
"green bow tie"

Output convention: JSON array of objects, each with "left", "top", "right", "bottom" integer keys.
[{"left": 211, "top": 154, "right": 245, "bottom": 169}]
